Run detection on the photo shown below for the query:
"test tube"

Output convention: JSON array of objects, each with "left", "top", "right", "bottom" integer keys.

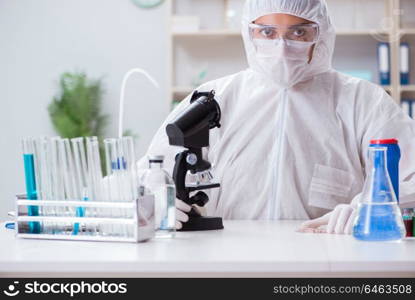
[
  {"left": 70, "top": 138, "right": 85, "bottom": 234},
  {"left": 22, "top": 138, "right": 41, "bottom": 234},
  {"left": 116, "top": 138, "right": 128, "bottom": 203},
  {"left": 118, "top": 138, "right": 131, "bottom": 237},
  {"left": 110, "top": 138, "right": 125, "bottom": 236},
  {"left": 52, "top": 137, "right": 70, "bottom": 233},
  {"left": 59, "top": 139, "right": 73, "bottom": 199},
  {"left": 85, "top": 138, "right": 96, "bottom": 201},
  {"left": 122, "top": 136, "right": 137, "bottom": 202},
  {"left": 50, "top": 137, "right": 68, "bottom": 226},
  {"left": 105, "top": 138, "right": 133, "bottom": 237},
  {"left": 103, "top": 139, "right": 115, "bottom": 237},
  {"left": 122, "top": 137, "right": 137, "bottom": 237},
  {"left": 86, "top": 136, "right": 106, "bottom": 235},
  {"left": 43, "top": 137, "right": 56, "bottom": 232},
  {"left": 50, "top": 137, "right": 65, "bottom": 200},
  {"left": 33, "top": 137, "right": 54, "bottom": 233},
  {"left": 104, "top": 138, "right": 120, "bottom": 202},
  {"left": 58, "top": 138, "right": 76, "bottom": 216},
  {"left": 91, "top": 137, "right": 104, "bottom": 200},
  {"left": 34, "top": 137, "right": 50, "bottom": 202},
  {"left": 32, "top": 139, "right": 43, "bottom": 202},
  {"left": 63, "top": 139, "right": 78, "bottom": 199},
  {"left": 72, "top": 137, "right": 97, "bottom": 235}
]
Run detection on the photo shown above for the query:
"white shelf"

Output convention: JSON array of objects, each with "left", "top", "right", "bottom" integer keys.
[
  {"left": 400, "top": 85, "right": 415, "bottom": 92},
  {"left": 400, "top": 28, "right": 415, "bottom": 35},
  {"left": 172, "top": 86, "right": 194, "bottom": 95}
]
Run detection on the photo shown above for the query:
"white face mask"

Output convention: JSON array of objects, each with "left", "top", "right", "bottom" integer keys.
[{"left": 252, "top": 39, "right": 314, "bottom": 88}]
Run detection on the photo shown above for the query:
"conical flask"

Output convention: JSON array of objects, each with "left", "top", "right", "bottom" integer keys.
[{"left": 353, "top": 147, "right": 406, "bottom": 241}]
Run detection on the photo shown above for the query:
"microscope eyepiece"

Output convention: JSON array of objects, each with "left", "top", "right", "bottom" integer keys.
[{"left": 166, "top": 90, "right": 221, "bottom": 148}]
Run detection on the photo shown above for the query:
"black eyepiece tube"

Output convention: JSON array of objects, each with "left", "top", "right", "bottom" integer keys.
[{"left": 166, "top": 90, "right": 221, "bottom": 148}]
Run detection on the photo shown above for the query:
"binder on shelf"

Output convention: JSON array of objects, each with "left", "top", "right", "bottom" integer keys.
[
  {"left": 400, "top": 42, "right": 410, "bottom": 85},
  {"left": 401, "top": 99, "right": 413, "bottom": 118},
  {"left": 378, "top": 42, "right": 390, "bottom": 86}
]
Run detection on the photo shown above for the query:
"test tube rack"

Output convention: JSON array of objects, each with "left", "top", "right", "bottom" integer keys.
[{"left": 14, "top": 194, "right": 155, "bottom": 243}]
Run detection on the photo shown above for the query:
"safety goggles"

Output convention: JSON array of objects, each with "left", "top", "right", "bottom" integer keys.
[{"left": 248, "top": 23, "right": 319, "bottom": 43}]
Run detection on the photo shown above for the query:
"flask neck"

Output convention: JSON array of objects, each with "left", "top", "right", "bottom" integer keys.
[
  {"left": 372, "top": 148, "right": 387, "bottom": 171},
  {"left": 368, "top": 147, "right": 396, "bottom": 203}
]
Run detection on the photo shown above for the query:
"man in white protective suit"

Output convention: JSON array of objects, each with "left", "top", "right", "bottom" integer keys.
[{"left": 137, "top": 0, "right": 415, "bottom": 234}]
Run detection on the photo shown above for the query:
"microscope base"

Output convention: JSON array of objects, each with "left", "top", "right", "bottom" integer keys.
[{"left": 179, "top": 216, "right": 224, "bottom": 231}]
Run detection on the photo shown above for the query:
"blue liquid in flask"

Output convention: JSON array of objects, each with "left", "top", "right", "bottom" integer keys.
[{"left": 353, "top": 147, "right": 405, "bottom": 241}]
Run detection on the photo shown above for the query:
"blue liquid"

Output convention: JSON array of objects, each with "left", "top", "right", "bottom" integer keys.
[
  {"left": 353, "top": 203, "right": 404, "bottom": 241},
  {"left": 111, "top": 157, "right": 127, "bottom": 170},
  {"left": 23, "top": 154, "right": 41, "bottom": 234},
  {"left": 73, "top": 196, "right": 88, "bottom": 235}
]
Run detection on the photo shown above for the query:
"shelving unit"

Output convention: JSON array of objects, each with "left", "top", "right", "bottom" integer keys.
[
  {"left": 167, "top": 0, "right": 415, "bottom": 105},
  {"left": 393, "top": 0, "right": 415, "bottom": 103}
]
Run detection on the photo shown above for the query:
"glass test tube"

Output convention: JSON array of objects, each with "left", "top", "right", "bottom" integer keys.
[{"left": 22, "top": 137, "right": 41, "bottom": 234}]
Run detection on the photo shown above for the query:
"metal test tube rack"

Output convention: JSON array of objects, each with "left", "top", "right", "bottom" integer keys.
[{"left": 15, "top": 195, "right": 155, "bottom": 243}]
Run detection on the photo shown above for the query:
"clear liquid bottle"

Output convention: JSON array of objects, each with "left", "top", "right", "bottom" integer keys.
[
  {"left": 353, "top": 147, "right": 406, "bottom": 241},
  {"left": 140, "top": 155, "right": 176, "bottom": 238}
]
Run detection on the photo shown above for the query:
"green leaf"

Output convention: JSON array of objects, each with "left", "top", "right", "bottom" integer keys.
[{"left": 48, "top": 71, "right": 108, "bottom": 140}]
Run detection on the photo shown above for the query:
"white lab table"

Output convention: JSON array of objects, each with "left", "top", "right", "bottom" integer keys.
[{"left": 0, "top": 220, "right": 414, "bottom": 278}]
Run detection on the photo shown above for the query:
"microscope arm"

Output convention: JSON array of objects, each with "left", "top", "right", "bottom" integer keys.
[
  {"left": 172, "top": 151, "right": 189, "bottom": 203},
  {"left": 172, "top": 149, "right": 220, "bottom": 211}
]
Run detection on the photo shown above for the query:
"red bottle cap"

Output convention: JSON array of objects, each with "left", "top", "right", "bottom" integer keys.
[{"left": 370, "top": 139, "right": 398, "bottom": 145}]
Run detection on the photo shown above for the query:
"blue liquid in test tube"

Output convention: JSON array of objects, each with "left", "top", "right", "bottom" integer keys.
[{"left": 23, "top": 152, "right": 41, "bottom": 234}]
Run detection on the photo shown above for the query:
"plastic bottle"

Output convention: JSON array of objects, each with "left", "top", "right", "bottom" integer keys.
[{"left": 140, "top": 155, "right": 176, "bottom": 238}]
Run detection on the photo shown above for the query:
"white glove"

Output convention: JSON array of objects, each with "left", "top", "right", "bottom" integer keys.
[
  {"left": 326, "top": 204, "right": 357, "bottom": 234},
  {"left": 297, "top": 214, "right": 330, "bottom": 233},
  {"left": 298, "top": 204, "right": 357, "bottom": 234},
  {"left": 176, "top": 199, "right": 191, "bottom": 230},
  {"left": 298, "top": 195, "right": 360, "bottom": 235},
  {"left": 175, "top": 199, "right": 208, "bottom": 230}
]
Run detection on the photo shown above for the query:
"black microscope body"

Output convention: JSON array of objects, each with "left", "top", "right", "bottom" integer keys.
[{"left": 166, "top": 90, "right": 224, "bottom": 231}]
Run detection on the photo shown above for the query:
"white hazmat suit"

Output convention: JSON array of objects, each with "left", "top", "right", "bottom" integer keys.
[{"left": 137, "top": 0, "right": 415, "bottom": 230}]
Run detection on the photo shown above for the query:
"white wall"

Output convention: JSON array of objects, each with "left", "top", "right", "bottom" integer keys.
[{"left": 0, "top": 0, "right": 170, "bottom": 220}]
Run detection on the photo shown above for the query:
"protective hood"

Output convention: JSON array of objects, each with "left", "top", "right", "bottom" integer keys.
[{"left": 241, "top": 0, "right": 336, "bottom": 85}]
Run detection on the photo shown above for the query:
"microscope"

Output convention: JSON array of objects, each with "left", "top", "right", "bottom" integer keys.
[{"left": 166, "top": 90, "right": 224, "bottom": 231}]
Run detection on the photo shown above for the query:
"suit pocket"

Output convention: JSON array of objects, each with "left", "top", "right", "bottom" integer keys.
[{"left": 308, "top": 164, "right": 354, "bottom": 210}]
